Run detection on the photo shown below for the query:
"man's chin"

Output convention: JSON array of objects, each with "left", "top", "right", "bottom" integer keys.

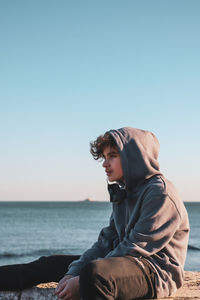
[
  {"left": 108, "top": 177, "right": 117, "bottom": 183},
  {"left": 107, "top": 176, "right": 125, "bottom": 185}
]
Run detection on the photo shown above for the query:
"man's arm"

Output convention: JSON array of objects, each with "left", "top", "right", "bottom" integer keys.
[
  {"left": 55, "top": 212, "right": 117, "bottom": 299},
  {"left": 105, "top": 190, "right": 180, "bottom": 258},
  {"left": 66, "top": 212, "right": 118, "bottom": 276}
]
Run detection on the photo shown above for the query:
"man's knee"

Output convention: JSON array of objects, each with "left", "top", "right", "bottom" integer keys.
[
  {"left": 80, "top": 258, "right": 113, "bottom": 289},
  {"left": 80, "top": 259, "right": 100, "bottom": 282},
  {"left": 80, "top": 259, "right": 114, "bottom": 300}
]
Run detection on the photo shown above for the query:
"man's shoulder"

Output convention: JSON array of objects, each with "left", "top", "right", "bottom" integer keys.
[
  {"left": 137, "top": 176, "right": 181, "bottom": 206},
  {"left": 142, "top": 175, "right": 167, "bottom": 194},
  {"left": 141, "top": 176, "right": 185, "bottom": 213}
]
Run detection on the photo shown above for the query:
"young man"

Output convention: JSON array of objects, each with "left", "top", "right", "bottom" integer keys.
[{"left": 0, "top": 127, "right": 189, "bottom": 300}]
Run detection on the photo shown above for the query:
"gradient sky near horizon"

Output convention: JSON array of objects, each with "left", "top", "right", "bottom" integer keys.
[{"left": 0, "top": 0, "right": 200, "bottom": 201}]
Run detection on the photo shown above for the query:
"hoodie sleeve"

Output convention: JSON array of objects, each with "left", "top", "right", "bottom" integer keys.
[
  {"left": 66, "top": 213, "right": 118, "bottom": 276},
  {"left": 105, "top": 188, "right": 181, "bottom": 258}
]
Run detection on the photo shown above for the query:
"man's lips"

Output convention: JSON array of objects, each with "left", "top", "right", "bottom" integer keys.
[{"left": 106, "top": 170, "right": 112, "bottom": 176}]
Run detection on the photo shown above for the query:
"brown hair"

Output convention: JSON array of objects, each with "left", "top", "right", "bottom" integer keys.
[{"left": 90, "top": 132, "right": 117, "bottom": 160}]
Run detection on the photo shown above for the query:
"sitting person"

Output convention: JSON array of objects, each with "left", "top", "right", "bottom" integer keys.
[{"left": 0, "top": 127, "right": 189, "bottom": 300}]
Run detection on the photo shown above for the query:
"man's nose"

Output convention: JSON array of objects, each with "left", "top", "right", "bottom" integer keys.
[{"left": 102, "top": 159, "right": 109, "bottom": 168}]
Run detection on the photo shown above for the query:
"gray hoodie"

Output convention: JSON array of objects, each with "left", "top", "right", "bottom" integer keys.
[{"left": 67, "top": 127, "right": 190, "bottom": 298}]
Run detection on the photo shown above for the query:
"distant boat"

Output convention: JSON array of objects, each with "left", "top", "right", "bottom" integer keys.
[{"left": 83, "top": 198, "right": 93, "bottom": 202}]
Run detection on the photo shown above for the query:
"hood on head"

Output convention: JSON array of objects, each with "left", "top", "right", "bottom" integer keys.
[{"left": 108, "top": 127, "right": 162, "bottom": 190}]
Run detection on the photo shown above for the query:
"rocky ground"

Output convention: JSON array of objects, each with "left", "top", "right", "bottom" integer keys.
[{"left": 0, "top": 271, "right": 199, "bottom": 300}]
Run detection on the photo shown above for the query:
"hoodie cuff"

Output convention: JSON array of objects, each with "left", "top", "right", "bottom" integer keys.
[{"left": 65, "top": 265, "right": 81, "bottom": 277}]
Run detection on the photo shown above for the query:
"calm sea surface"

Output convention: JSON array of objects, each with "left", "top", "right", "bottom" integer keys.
[{"left": 0, "top": 201, "right": 199, "bottom": 271}]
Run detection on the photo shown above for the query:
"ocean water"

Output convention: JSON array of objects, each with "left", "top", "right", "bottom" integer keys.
[{"left": 0, "top": 201, "right": 199, "bottom": 271}]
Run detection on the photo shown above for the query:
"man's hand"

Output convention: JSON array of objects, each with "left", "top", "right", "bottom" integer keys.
[{"left": 55, "top": 275, "right": 80, "bottom": 300}]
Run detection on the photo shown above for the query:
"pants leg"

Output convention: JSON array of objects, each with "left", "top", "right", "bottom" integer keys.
[
  {"left": 79, "top": 256, "right": 156, "bottom": 300},
  {"left": 0, "top": 255, "right": 80, "bottom": 291}
]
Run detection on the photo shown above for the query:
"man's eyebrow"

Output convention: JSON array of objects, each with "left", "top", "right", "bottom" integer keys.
[
  {"left": 108, "top": 151, "right": 119, "bottom": 155},
  {"left": 103, "top": 150, "right": 119, "bottom": 157}
]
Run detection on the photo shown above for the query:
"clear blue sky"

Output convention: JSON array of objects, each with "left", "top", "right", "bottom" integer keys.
[{"left": 0, "top": 0, "right": 199, "bottom": 201}]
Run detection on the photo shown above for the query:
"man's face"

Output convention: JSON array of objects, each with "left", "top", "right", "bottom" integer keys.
[{"left": 102, "top": 146, "right": 124, "bottom": 182}]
